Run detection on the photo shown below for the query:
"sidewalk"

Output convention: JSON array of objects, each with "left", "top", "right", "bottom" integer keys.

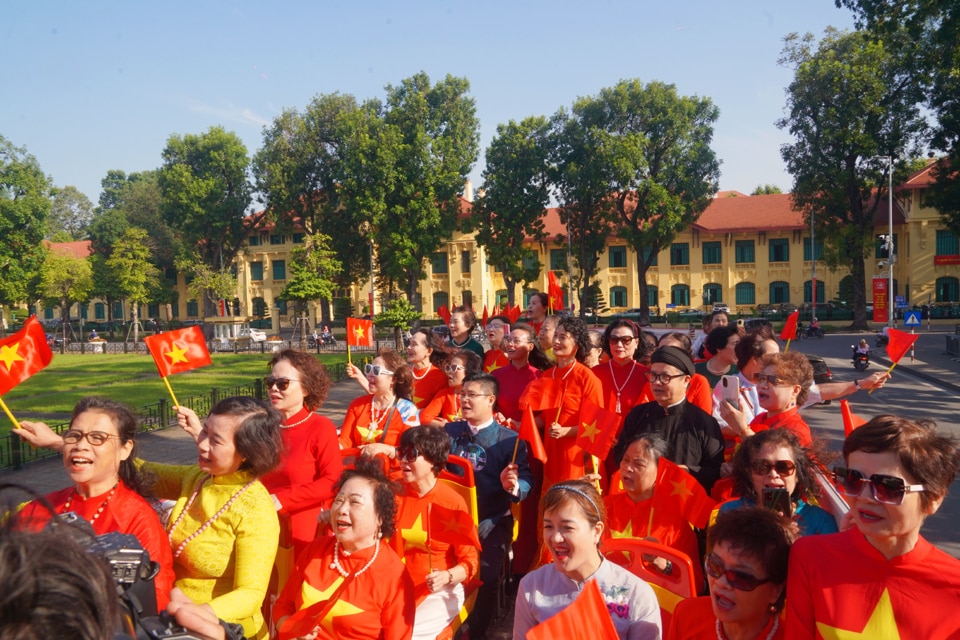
[
  {"left": 0, "top": 379, "right": 366, "bottom": 497},
  {"left": 869, "top": 328, "right": 960, "bottom": 393}
]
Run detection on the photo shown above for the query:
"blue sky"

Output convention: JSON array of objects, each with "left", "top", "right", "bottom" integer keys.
[{"left": 3, "top": 0, "right": 853, "bottom": 206}]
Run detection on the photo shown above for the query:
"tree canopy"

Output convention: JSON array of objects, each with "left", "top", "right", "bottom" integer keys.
[{"left": 48, "top": 185, "right": 94, "bottom": 240}]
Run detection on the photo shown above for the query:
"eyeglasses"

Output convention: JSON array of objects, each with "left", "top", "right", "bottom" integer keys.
[
  {"left": 751, "top": 459, "right": 797, "bottom": 477},
  {"left": 752, "top": 373, "right": 786, "bottom": 386},
  {"left": 63, "top": 431, "right": 121, "bottom": 446},
  {"left": 704, "top": 553, "right": 772, "bottom": 591},
  {"left": 364, "top": 364, "right": 394, "bottom": 377},
  {"left": 608, "top": 335, "right": 635, "bottom": 345},
  {"left": 444, "top": 364, "right": 465, "bottom": 373},
  {"left": 264, "top": 376, "right": 300, "bottom": 391},
  {"left": 646, "top": 372, "right": 687, "bottom": 384},
  {"left": 833, "top": 466, "right": 926, "bottom": 505},
  {"left": 503, "top": 336, "right": 529, "bottom": 345},
  {"left": 458, "top": 392, "right": 492, "bottom": 400},
  {"left": 396, "top": 446, "right": 420, "bottom": 462}
]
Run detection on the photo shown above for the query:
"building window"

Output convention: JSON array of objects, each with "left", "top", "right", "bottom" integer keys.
[
  {"left": 670, "top": 243, "right": 689, "bottom": 266},
  {"left": 875, "top": 234, "right": 898, "bottom": 259},
  {"left": 671, "top": 284, "right": 690, "bottom": 306},
  {"left": 735, "top": 240, "right": 755, "bottom": 263},
  {"left": 461, "top": 250, "right": 471, "bottom": 274},
  {"left": 642, "top": 246, "right": 658, "bottom": 267},
  {"left": 250, "top": 262, "right": 263, "bottom": 281},
  {"left": 936, "top": 230, "right": 959, "bottom": 256},
  {"left": 495, "top": 289, "right": 509, "bottom": 307},
  {"left": 147, "top": 303, "right": 160, "bottom": 318},
  {"left": 113, "top": 301, "right": 124, "bottom": 319},
  {"left": 462, "top": 290, "right": 473, "bottom": 308},
  {"left": 702, "top": 241, "right": 722, "bottom": 265},
  {"left": 768, "top": 239, "right": 789, "bottom": 262},
  {"left": 610, "top": 286, "right": 627, "bottom": 308},
  {"left": 647, "top": 285, "right": 659, "bottom": 309},
  {"left": 431, "top": 252, "right": 449, "bottom": 274},
  {"left": 78, "top": 304, "right": 88, "bottom": 319},
  {"left": 292, "top": 233, "right": 305, "bottom": 244},
  {"left": 186, "top": 300, "right": 199, "bottom": 317},
  {"left": 703, "top": 283, "right": 723, "bottom": 306},
  {"left": 523, "top": 288, "right": 538, "bottom": 307},
  {"left": 936, "top": 276, "right": 959, "bottom": 302},
  {"left": 803, "top": 238, "right": 824, "bottom": 261},
  {"left": 433, "top": 291, "right": 449, "bottom": 313},
  {"left": 171, "top": 301, "right": 179, "bottom": 318},
  {"left": 276, "top": 298, "right": 288, "bottom": 315},
  {"left": 249, "top": 235, "right": 260, "bottom": 247},
  {"left": 609, "top": 246, "right": 627, "bottom": 268},
  {"left": 735, "top": 282, "right": 756, "bottom": 306},
  {"left": 550, "top": 249, "right": 567, "bottom": 271},
  {"left": 270, "top": 234, "right": 283, "bottom": 245},
  {"left": 252, "top": 297, "right": 268, "bottom": 318},
  {"left": 232, "top": 298, "right": 240, "bottom": 315},
  {"left": 804, "top": 280, "right": 825, "bottom": 303},
  {"left": 769, "top": 281, "right": 790, "bottom": 304},
  {"left": 522, "top": 251, "right": 539, "bottom": 272},
  {"left": 95, "top": 303, "right": 105, "bottom": 320},
  {"left": 272, "top": 260, "right": 286, "bottom": 281}
]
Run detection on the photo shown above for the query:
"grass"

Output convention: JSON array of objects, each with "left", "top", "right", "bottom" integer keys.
[{"left": 0, "top": 352, "right": 348, "bottom": 437}]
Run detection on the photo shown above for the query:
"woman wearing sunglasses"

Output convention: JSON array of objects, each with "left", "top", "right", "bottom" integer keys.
[
  {"left": 719, "top": 429, "right": 837, "bottom": 536},
  {"left": 419, "top": 349, "right": 482, "bottom": 428},
  {"left": 339, "top": 348, "right": 420, "bottom": 451},
  {"left": 17, "top": 396, "right": 175, "bottom": 610},
  {"left": 667, "top": 507, "right": 795, "bottom": 640},
  {"left": 786, "top": 415, "right": 960, "bottom": 638},
  {"left": 391, "top": 426, "right": 479, "bottom": 639},
  {"left": 593, "top": 319, "right": 651, "bottom": 418}
]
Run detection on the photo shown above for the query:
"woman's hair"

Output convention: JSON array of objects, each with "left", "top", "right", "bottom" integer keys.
[
  {"left": 337, "top": 456, "right": 399, "bottom": 539},
  {"left": 209, "top": 396, "right": 283, "bottom": 476},
  {"left": 731, "top": 428, "right": 820, "bottom": 504},
  {"left": 705, "top": 325, "right": 740, "bottom": 356},
  {"left": 529, "top": 292, "right": 549, "bottom": 315},
  {"left": 657, "top": 331, "right": 693, "bottom": 357},
  {"left": 449, "top": 349, "right": 482, "bottom": 378},
  {"left": 269, "top": 349, "right": 332, "bottom": 411},
  {"left": 707, "top": 507, "right": 797, "bottom": 612},
  {"left": 413, "top": 328, "right": 449, "bottom": 366},
  {"left": 556, "top": 316, "right": 592, "bottom": 364},
  {"left": 638, "top": 331, "right": 658, "bottom": 363},
  {"left": 618, "top": 432, "right": 671, "bottom": 466},
  {"left": 450, "top": 306, "right": 477, "bottom": 332},
  {"left": 378, "top": 348, "right": 414, "bottom": 400},
  {"left": 844, "top": 415, "right": 960, "bottom": 510},
  {"left": 511, "top": 322, "right": 553, "bottom": 371},
  {"left": 602, "top": 319, "right": 641, "bottom": 358},
  {"left": 399, "top": 426, "right": 450, "bottom": 476},
  {"left": 758, "top": 351, "right": 813, "bottom": 405},
  {"left": 70, "top": 397, "right": 150, "bottom": 498},
  {"left": 542, "top": 479, "right": 606, "bottom": 530},
  {"left": 735, "top": 325, "right": 776, "bottom": 370}
]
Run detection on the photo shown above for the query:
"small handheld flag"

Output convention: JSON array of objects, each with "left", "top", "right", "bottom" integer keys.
[
  {"left": 0, "top": 316, "right": 54, "bottom": 429},
  {"left": 144, "top": 325, "right": 212, "bottom": 407}
]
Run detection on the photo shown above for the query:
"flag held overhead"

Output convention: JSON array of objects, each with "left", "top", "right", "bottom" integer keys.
[
  {"left": 0, "top": 316, "right": 53, "bottom": 396},
  {"left": 143, "top": 325, "right": 212, "bottom": 378}
]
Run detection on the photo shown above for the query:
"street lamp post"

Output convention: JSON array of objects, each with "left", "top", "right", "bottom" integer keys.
[{"left": 872, "top": 156, "right": 895, "bottom": 328}]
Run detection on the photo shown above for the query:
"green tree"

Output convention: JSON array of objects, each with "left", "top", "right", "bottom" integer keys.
[
  {"left": 280, "top": 233, "right": 343, "bottom": 347},
  {"left": 751, "top": 184, "right": 783, "bottom": 195},
  {"left": 175, "top": 257, "right": 238, "bottom": 318},
  {"left": 106, "top": 227, "right": 159, "bottom": 343},
  {"left": 0, "top": 135, "right": 51, "bottom": 330},
  {"left": 777, "top": 28, "right": 926, "bottom": 329},
  {"left": 86, "top": 207, "right": 130, "bottom": 336},
  {"left": 469, "top": 116, "right": 552, "bottom": 306},
  {"left": 40, "top": 250, "right": 93, "bottom": 345},
  {"left": 48, "top": 185, "right": 94, "bottom": 240},
  {"left": 375, "top": 297, "right": 421, "bottom": 349}
]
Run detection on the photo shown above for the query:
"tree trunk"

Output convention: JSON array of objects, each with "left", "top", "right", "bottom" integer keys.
[
  {"left": 636, "top": 249, "right": 652, "bottom": 325},
  {"left": 503, "top": 274, "right": 517, "bottom": 308},
  {"left": 406, "top": 272, "right": 423, "bottom": 313},
  {"left": 131, "top": 303, "right": 139, "bottom": 344}
]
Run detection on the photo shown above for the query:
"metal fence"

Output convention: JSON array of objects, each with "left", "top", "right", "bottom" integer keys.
[{"left": 46, "top": 338, "right": 392, "bottom": 357}]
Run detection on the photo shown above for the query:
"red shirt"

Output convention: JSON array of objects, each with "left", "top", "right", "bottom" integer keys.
[
  {"left": 592, "top": 359, "right": 652, "bottom": 416},
  {"left": 669, "top": 596, "right": 784, "bottom": 640},
  {"left": 483, "top": 349, "right": 509, "bottom": 373},
  {"left": 419, "top": 387, "right": 461, "bottom": 425},
  {"left": 749, "top": 406, "right": 812, "bottom": 449},
  {"left": 339, "top": 396, "right": 419, "bottom": 448},
  {"left": 686, "top": 373, "right": 713, "bottom": 414},
  {"left": 493, "top": 362, "right": 540, "bottom": 424},
  {"left": 411, "top": 364, "right": 448, "bottom": 409}
]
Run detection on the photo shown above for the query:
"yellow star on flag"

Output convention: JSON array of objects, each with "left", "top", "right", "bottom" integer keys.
[
  {"left": 0, "top": 342, "right": 24, "bottom": 371},
  {"left": 164, "top": 343, "right": 189, "bottom": 365},
  {"left": 352, "top": 324, "right": 367, "bottom": 342},
  {"left": 610, "top": 519, "right": 634, "bottom": 539},
  {"left": 401, "top": 513, "right": 429, "bottom": 552},
  {"left": 485, "top": 362, "right": 497, "bottom": 372},
  {"left": 357, "top": 425, "right": 384, "bottom": 443},
  {"left": 301, "top": 576, "right": 364, "bottom": 635},
  {"left": 441, "top": 515, "right": 468, "bottom": 536},
  {"left": 580, "top": 419, "right": 602, "bottom": 444},
  {"left": 670, "top": 479, "right": 693, "bottom": 501},
  {"left": 413, "top": 394, "right": 425, "bottom": 406},
  {"left": 816, "top": 588, "right": 901, "bottom": 639}
]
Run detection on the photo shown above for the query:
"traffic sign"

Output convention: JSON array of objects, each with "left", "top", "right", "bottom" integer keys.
[{"left": 903, "top": 310, "right": 921, "bottom": 327}]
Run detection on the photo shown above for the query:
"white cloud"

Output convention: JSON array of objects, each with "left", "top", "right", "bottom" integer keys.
[{"left": 184, "top": 98, "right": 271, "bottom": 128}]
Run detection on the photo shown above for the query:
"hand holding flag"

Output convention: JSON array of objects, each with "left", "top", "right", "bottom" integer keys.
[
  {"left": 515, "top": 405, "right": 547, "bottom": 464},
  {"left": 871, "top": 327, "right": 919, "bottom": 393},
  {"left": 0, "top": 316, "right": 53, "bottom": 429},
  {"left": 576, "top": 398, "right": 620, "bottom": 460},
  {"left": 345, "top": 317, "right": 374, "bottom": 366}
]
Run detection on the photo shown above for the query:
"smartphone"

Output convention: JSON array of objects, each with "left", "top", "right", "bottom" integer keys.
[
  {"left": 737, "top": 318, "right": 744, "bottom": 327},
  {"left": 721, "top": 375, "right": 740, "bottom": 409},
  {"left": 762, "top": 487, "right": 792, "bottom": 516}
]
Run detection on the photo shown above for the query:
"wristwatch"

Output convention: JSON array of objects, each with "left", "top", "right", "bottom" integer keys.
[{"left": 854, "top": 379, "right": 862, "bottom": 390}]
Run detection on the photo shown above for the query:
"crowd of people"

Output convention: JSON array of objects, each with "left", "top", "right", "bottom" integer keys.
[{"left": 3, "top": 300, "right": 959, "bottom": 640}]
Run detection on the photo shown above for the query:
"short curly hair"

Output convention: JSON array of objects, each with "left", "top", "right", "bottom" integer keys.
[
  {"left": 269, "top": 349, "right": 332, "bottom": 411},
  {"left": 336, "top": 456, "right": 399, "bottom": 539},
  {"left": 399, "top": 426, "right": 451, "bottom": 476},
  {"left": 556, "top": 316, "right": 592, "bottom": 364},
  {"left": 758, "top": 351, "right": 813, "bottom": 405},
  {"left": 705, "top": 325, "right": 740, "bottom": 356},
  {"left": 209, "top": 396, "right": 283, "bottom": 477}
]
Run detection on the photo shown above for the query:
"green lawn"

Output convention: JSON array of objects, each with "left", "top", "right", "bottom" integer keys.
[{"left": 0, "top": 352, "right": 347, "bottom": 437}]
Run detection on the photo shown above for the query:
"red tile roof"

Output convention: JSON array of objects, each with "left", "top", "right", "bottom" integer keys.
[
  {"left": 693, "top": 193, "right": 805, "bottom": 233},
  {"left": 899, "top": 158, "right": 942, "bottom": 190},
  {"left": 45, "top": 240, "right": 92, "bottom": 259}
]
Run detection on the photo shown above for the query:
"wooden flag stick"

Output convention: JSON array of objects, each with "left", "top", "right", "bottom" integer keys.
[
  {"left": 511, "top": 436, "right": 521, "bottom": 465},
  {"left": 783, "top": 338, "right": 792, "bottom": 353},
  {"left": 347, "top": 344, "right": 352, "bottom": 366},
  {"left": 162, "top": 376, "right": 181, "bottom": 408},
  {"left": 869, "top": 362, "right": 897, "bottom": 394},
  {"left": 591, "top": 455, "right": 602, "bottom": 495},
  {"left": 0, "top": 397, "right": 22, "bottom": 431}
]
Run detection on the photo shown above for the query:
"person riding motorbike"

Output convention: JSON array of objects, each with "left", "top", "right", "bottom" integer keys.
[{"left": 852, "top": 339, "right": 870, "bottom": 371}]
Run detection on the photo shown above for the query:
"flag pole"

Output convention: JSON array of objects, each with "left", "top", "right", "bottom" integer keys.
[
  {"left": 0, "top": 397, "right": 23, "bottom": 430},
  {"left": 162, "top": 376, "right": 181, "bottom": 408},
  {"left": 869, "top": 363, "right": 897, "bottom": 394},
  {"left": 783, "top": 338, "right": 791, "bottom": 353},
  {"left": 347, "top": 344, "right": 352, "bottom": 366},
  {"left": 426, "top": 503, "right": 434, "bottom": 573},
  {"left": 511, "top": 436, "right": 520, "bottom": 465}
]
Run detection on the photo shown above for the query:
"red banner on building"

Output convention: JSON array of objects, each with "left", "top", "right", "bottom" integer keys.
[{"left": 872, "top": 277, "right": 888, "bottom": 323}]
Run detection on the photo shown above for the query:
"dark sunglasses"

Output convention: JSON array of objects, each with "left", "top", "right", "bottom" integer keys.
[
  {"left": 751, "top": 459, "right": 797, "bottom": 477},
  {"left": 264, "top": 376, "right": 299, "bottom": 391},
  {"left": 833, "top": 466, "right": 925, "bottom": 505},
  {"left": 396, "top": 446, "right": 420, "bottom": 462},
  {"left": 704, "top": 553, "right": 772, "bottom": 591},
  {"left": 608, "top": 335, "right": 636, "bottom": 345}
]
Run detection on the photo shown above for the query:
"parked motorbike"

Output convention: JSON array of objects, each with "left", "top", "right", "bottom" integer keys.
[
  {"left": 851, "top": 346, "right": 870, "bottom": 371},
  {"left": 307, "top": 333, "right": 338, "bottom": 348}
]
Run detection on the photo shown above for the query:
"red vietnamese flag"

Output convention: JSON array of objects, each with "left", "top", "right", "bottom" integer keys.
[
  {"left": 519, "top": 405, "right": 547, "bottom": 463},
  {"left": 576, "top": 397, "right": 620, "bottom": 460},
  {"left": 519, "top": 378, "right": 564, "bottom": 412},
  {"left": 885, "top": 327, "right": 919, "bottom": 363},
  {"left": 481, "top": 304, "right": 489, "bottom": 328},
  {"left": 143, "top": 326, "right": 212, "bottom": 377},
  {"left": 547, "top": 271, "right": 565, "bottom": 312},
  {"left": 525, "top": 578, "right": 619, "bottom": 640},
  {"left": 492, "top": 303, "right": 501, "bottom": 317},
  {"left": 840, "top": 399, "right": 868, "bottom": 437},
  {"left": 653, "top": 458, "right": 715, "bottom": 529},
  {"left": 346, "top": 317, "right": 374, "bottom": 347},
  {"left": 0, "top": 316, "right": 53, "bottom": 395},
  {"left": 780, "top": 310, "right": 799, "bottom": 341},
  {"left": 437, "top": 304, "right": 452, "bottom": 325},
  {"left": 506, "top": 303, "right": 522, "bottom": 324},
  {"left": 428, "top": 503, "right": 481, "bottom": 548}
]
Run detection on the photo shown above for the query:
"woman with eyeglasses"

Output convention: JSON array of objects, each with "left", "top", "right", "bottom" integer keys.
[
  {"left": 339, "top": 348, "right": 420, "bottom": 451},
  {"left": 786, "top": 415, "right": 960, "bottom": 638},
  {"left": 17, "top": 397, "right": 176, "bottom": 610},
  {"left": 720, "top": 351, "right": 814, "bottom": 449},
  {"left": 391, "top": 426, "right": 479, "bottom": 639},
  {"left": 447, "top": 306, "right": 485, "bottom": 359},
  {"left": 259, "top": 349, "right": 343, "bottom": 555},
  {"left": 420, "top": 349, "right": 482, "bottom": 428},
  {"left": 483, "top": 315, "right": 511, "bottom": 372},
  {"left": 513, "top": 479, "right": 661, "bottom": 640},
  {"left": 718, "top": 429, "right": 837, "bottom": 536},
  {"left": 667, "top": 507, "right": 795, "bottom": 640}
]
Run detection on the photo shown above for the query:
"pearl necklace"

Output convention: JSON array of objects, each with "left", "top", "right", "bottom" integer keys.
[
  {"left": 715, "top": 616, "right": 779, "bottom": 640},
  {"left": 608, "top": 360, "right": 637, "bottom": 414},
  {"left": 167, "top": 475, "right": 258, "bottom": 559},
  {"left": 411, "top": 363, "right": 432, "bottom": 381},
  {"left": 330, "top": 539, "right": 380, "bottom": 578},
  {"left": 367, "top": 395, "right": 396, "bottom": 443},
  {"left": 281, "top": 411, "right": 312, "bottom": 429},
  {"left": 62, "top": 483, "right": 118, "bottom": 525}
]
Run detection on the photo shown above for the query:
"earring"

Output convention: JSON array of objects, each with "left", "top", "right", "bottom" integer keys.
[{"left": 769, "top": 604, "right": 777, "bottom": 613}]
